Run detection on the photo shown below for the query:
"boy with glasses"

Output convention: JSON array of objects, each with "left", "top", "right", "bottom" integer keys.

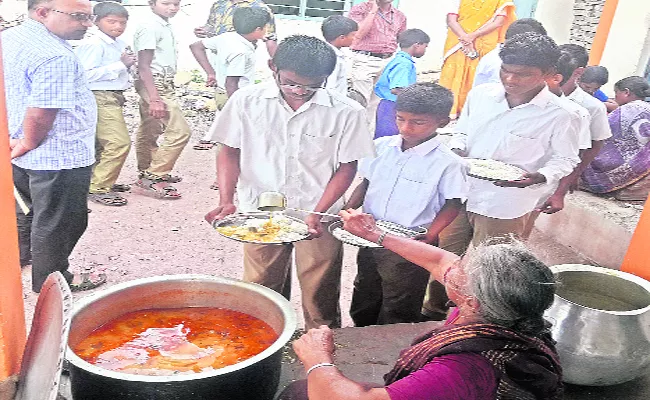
[{"left": 205, "top": 35, "right": 375, "bottom": 329}]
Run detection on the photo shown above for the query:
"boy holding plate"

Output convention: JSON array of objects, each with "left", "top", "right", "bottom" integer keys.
[{"left": 343, "top": 83, "right": 469, "bottom": 326}]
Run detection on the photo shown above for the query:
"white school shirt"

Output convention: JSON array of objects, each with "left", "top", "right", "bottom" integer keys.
[
  {"left": 325, "top": 43, "right": 348, "bottom": 95},
  {"left": 567, "top": 86, "right": 613, "bottom": 142},
  {"left": 359, "top": 135, "right": 469, "bottom": 229},
  {"left": 448, "top": 83, "right": 581, "bottom": 219},
  {"left": 133, "top": 12, "right": 177, "bottom": 76},
  {"left": 557, "top": 95, "right": 592, "bottom": 150},
  {"left": 473, "top": 45, "right": 502, "bottom": 88},
  {"left": 202, "top": 32, "right": 256, "bottom": 90},
  {"left": 213, "top": 82, "right": 376, "bottom": 214},
  {"left": 74, "top": 30, "right": 131, "bottom": 91}
]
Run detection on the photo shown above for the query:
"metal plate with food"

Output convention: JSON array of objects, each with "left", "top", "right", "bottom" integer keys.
[
  {"left": 329, "top": 220, "right": 426, "bottom": 248},
  {"left": 466, "top": 158, "right": 526, "bottom": 182},
  {"left": 212, "top": 212, "right": 310, "bottom": 244}
]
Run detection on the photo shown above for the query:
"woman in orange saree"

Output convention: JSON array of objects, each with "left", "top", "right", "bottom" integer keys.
[{"left": 439, "top": 0, "right": 516, "bottom": 118}]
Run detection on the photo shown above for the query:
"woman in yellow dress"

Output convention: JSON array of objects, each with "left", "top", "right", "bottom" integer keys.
[{"left": 439, "top": 0, "right": 516, "bottom": 118}]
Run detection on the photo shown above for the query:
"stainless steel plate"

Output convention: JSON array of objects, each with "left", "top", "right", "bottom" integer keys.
[
  {"left": 466, "top": 158, "right": 526, "bottom": 182},
  {"left": 212, "top": 212, "right": 310, "bottom": 245},
  {"left": 329, "top": 220, "right": 426, "bottom": 248}
]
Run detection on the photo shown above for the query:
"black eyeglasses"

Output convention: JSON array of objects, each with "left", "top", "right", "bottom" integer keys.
[
  {"left": 51, "top": 9, "right": 96, "bottom": 22},
  {"left": 275, "top": 74, "right": 327, "bottom": 94}
]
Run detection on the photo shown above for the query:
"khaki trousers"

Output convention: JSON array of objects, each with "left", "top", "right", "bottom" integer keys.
[
  {"left": 422, "top": 206, "right": 531, "bottom": 317},
  {"left": 135, "top": 77, "right": 191, "bottom": 177},
  {"left": 349, "top": 51, "right": 390, "bottom": 133},
  {"left": 243, "top": 229, "right": 343, "bottom": 330},
  {"left": 90, "top": 90, "right": 131, "bottom": 194}
]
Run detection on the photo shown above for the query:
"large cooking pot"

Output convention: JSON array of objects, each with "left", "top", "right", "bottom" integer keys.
[
  {"left": 544, "top": 264, "right": 650, "bottom": 386},
  {"left": 66, "top": 275, "right": 297, "bottom": 400}
]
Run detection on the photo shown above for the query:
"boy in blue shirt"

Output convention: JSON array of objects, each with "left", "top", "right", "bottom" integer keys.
[
  {"left": 344, "top": 82, "right": 469, "bottom": 326},
  {"left": 374, "top": 29, "right": 430, "bottom": 139}
]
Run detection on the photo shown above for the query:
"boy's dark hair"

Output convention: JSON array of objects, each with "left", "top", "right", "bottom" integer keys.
[
  {"left": 581, "top": 66, "right": 609, "bottom": 85},
  {"left": 558, "top": 43, "right": 589, "bottom": 68},
  {"left": 499, "top": 32, "right": 561, "bottom": 72},
  {"left": 233, "top": 7, "right": 271, "bottom": 35},
  {"left": 505, "top": 18, "right": 547, "bottom": 39},
  {"left": 615, "top": 76, "right": 650, "bottom": 98},
  {"left": 273, "top": 35, "right": 337, "bottom": 78},
  {"left": 555, "top": 50, "right": 581, "bottom": 86},
  {"left": 94, "top": 1, "right": 129, "bottom": 20},
  {"left": 321, "top": 15, "right": 358, "bottom": 42},
  {"left": 396, "top": 83, "right": 454, "bottom": 118},
  {"left": 398, "top": 29, "right": 430, "bottom": 48}
]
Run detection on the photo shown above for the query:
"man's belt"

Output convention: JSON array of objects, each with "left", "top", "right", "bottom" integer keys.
[{"left": 352, "top": 49, "right": 393, "bottom": 59}]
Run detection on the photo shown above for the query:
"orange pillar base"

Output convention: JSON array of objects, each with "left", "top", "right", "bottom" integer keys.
[
  {"left": 621, "top": 198, "right": 650, "bottom": 281},
  {"left": 0, "top": 37, "right": 27, "bottom": 381}
]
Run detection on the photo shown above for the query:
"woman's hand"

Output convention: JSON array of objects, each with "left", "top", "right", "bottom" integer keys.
[
  {"left": 458, "top": 33, "right": 475, "bottom": 46},
  {"left": 339, "top": 209, "right": 382, "bottom": 242},
  {"left": 293, "top": 325, "right": 335, "bottom": 369}
]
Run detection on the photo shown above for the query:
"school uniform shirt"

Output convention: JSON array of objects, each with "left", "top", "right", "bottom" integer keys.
[
  {"left": 448, "top": 83, "right": 581, "bottom": 219},
  {"left": 359, "top": 135, "right": 469, "bottom": 229},
  {"left": 325, "top": 42, "right": 348, "bottom": 95},
  {"left": 473, "top": 45, "right": 502, "bottom": 87},
  {"left": 558, "top": 95, "right": 592, "bottom": 150},
  {"left": 374, "top": 51, "right": 416, "bottom": 102},
  {"left": 133, "top": 12, "right": 177, "bottom": 76},
  {"left": 567, "top": 86, "right": 613, "bottom": 142},
  {"left": 74, "top": 30, "right": 131, "bottom": 91},
  {"left": 213, "top": 82, "right": 376, "bottom": 214},
  {"left": 202, "top": 31, "right": 256, "bottom": 90}
]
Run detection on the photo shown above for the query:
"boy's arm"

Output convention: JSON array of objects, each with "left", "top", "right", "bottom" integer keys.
[
  {"left": 418, "top": 199, "right": 463, "bottom": 245},
  {"left": 307, "top": 161, "right": 358, "bottom": 237},
  {"left": 137, "top": 49, "right": 166, "bottom": 119},
  {"left": 204, "top": 144, "right": 240, "bottom": 223},
  {"left": 224, "top": 76, "right": 241, "bottom": 97},
  {"left": 75, "top": 43, "right": 129, "bottom": 84},
  {"left": 343, "top": 178, "right": 369, "bottom": 210},
  {"left": 189, "top": 41, "right": 217, "bottom": 87}
]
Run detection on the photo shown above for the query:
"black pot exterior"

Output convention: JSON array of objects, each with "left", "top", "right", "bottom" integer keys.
[{"left": 70, "top": 350, "right": 282, "bottom": 400}]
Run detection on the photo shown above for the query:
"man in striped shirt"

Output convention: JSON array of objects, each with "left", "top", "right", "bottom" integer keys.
[{"left": 3, "top": 0, "right": 106, "bottom": 293}]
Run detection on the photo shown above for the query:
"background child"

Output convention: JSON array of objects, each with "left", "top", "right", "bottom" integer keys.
[
  {"left": 344, "top": 82, "right": 468, "bottom": 326},
  {"left": 133, "top": 0, "right": 191, "bottom": 199},
  {"left": 374, "top": 28, "right": 430, "bottom": 139},
  {"left": 75, "top": 1, "right": 136, "bottom": 207},
  {"left": 579, "top": 65, "right": 619, "bottom": 112},
  {"left": 321, "top": 15, "right": 358, "bottom": 95}
]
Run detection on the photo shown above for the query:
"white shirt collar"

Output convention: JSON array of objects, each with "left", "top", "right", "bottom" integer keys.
[
  {"left": 566, "top": 86, "right": 588, "bottom": 102},
  {"left": 150, "top": 12, "right": 171, "bottom": 27},
  {"left": 95, "top": 29, "right": 118, "bottom": 45},
  {"left": 489, "top": 84, "right": 555, "bottom": 109},
  {"left": 386, "top": 135, "right": 442, "bottom": 156},
  {"left": 327, "top": 42, "right": 344, "bottom": 57}
]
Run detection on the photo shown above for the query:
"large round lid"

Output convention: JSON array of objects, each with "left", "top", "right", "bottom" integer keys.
[{"left": 16, "top": 272, "right": 72, "bottom": 400}]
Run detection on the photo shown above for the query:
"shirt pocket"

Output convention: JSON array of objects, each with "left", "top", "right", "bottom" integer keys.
[
  {"left": 500, "top": 131, "right": 544, "bottom": 165},
  {"left": 391, "top": 169, "right": 436, "bottom": 216},
  {"left": 300, "top": 133, "right": 338, "bottom": 165}
]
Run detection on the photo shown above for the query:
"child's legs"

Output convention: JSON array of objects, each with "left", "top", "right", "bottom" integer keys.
[
  {"left": 350, "top": 247, "right": 383, "bottom": 327},
  {"left": 146, "top": 80, "right": 191, "bottom": 177},
  {"left": 90, "top": 91, "right": 131, "bottom": 194},
  {"left": 134, "top": 80, "right": 164, "bottom": 172},
  {"left": 375, "top": 248, "right": 430, "bottom": 325},
  {"left": 375, "top": 99, "right": 399, "bottom": 139}
]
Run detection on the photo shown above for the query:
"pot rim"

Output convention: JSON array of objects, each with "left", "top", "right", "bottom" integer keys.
[
  {"left": 551, "top": 264, "right": 650, "bottom": 316},
  {"left": 65, "top": 274, "right": 297, "bottom": 382}
]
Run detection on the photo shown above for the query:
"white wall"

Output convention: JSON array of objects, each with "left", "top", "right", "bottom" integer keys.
[
  {"left": 599, "top": 0, "right": 650, "bottom": 93},
  {"left": 398, "top": 0, "right": 451, "bottom": 72},
  {"left": 534, "top": 0, "right": 575, "bottom": 44}
]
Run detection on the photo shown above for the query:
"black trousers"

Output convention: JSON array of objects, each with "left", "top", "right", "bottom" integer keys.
[
  {"left": 350, "top": 247, "right": 436, "bottom": 326},
  {"left": 12, "top": 164, "right": 91, "bottom": 292}
]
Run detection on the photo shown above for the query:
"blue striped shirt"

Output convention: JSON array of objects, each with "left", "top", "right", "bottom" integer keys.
[{"left": 2, "top": 19, "right": 96, "bottom": 170}]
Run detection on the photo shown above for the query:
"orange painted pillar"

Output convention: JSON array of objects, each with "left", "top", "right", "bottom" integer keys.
[
  {"left": 621, "top": 199, "right": 650, "bottom": 281},
  {"left": 588, "top": 0, "right": 619, "bottom": 65},
  {"left": 0, "top": 37, "right": 27, "bottom": 380}
]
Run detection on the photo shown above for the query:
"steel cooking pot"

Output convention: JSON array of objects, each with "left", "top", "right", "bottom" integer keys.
[
  {"left": 544, "top": 264, "right": 650, "bottom": 386},
  {"left": 66, "top": 275, "right": 297, "bottom": 400}
]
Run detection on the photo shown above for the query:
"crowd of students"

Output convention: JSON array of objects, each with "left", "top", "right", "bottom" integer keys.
[{"left": 4, "top": 0, "right": 650, "bottom": 339}]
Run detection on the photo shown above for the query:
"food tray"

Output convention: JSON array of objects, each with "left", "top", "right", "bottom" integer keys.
[
  {"left": 329, "top": 220, "right": 426, "bottom": 248},
  {"left": 212, "top": 212, "right": 310, "bottom": 244},
  {"left": 466, "top": 158, "right": 526, "bottom": 182}
]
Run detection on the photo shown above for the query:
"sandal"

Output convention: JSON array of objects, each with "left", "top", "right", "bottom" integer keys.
[
  {"left": 159, "top": 174, "right": 182, "bottom": 183},
  {"left": 89, "top": 192, "right": 128, "bottom": 207},
  {"left": 138, "top": 172, "right": 182, "bottom": 183},
  {"left": 134, "top": 177, "right": 182, "bottom": 199},
  {"left": 69, "top": 272, "right": 107, "bottom": 292},
  {"left": 193, "top": 140, "right": 215, "bottom": 150},
  {"left": 111, "top": 183, "right": 131, "bottom": 192}
]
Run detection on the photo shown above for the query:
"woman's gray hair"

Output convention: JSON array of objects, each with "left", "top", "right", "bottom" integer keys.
[{"left": 465, "top": 239, "right": 555, "bottom": 337}]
